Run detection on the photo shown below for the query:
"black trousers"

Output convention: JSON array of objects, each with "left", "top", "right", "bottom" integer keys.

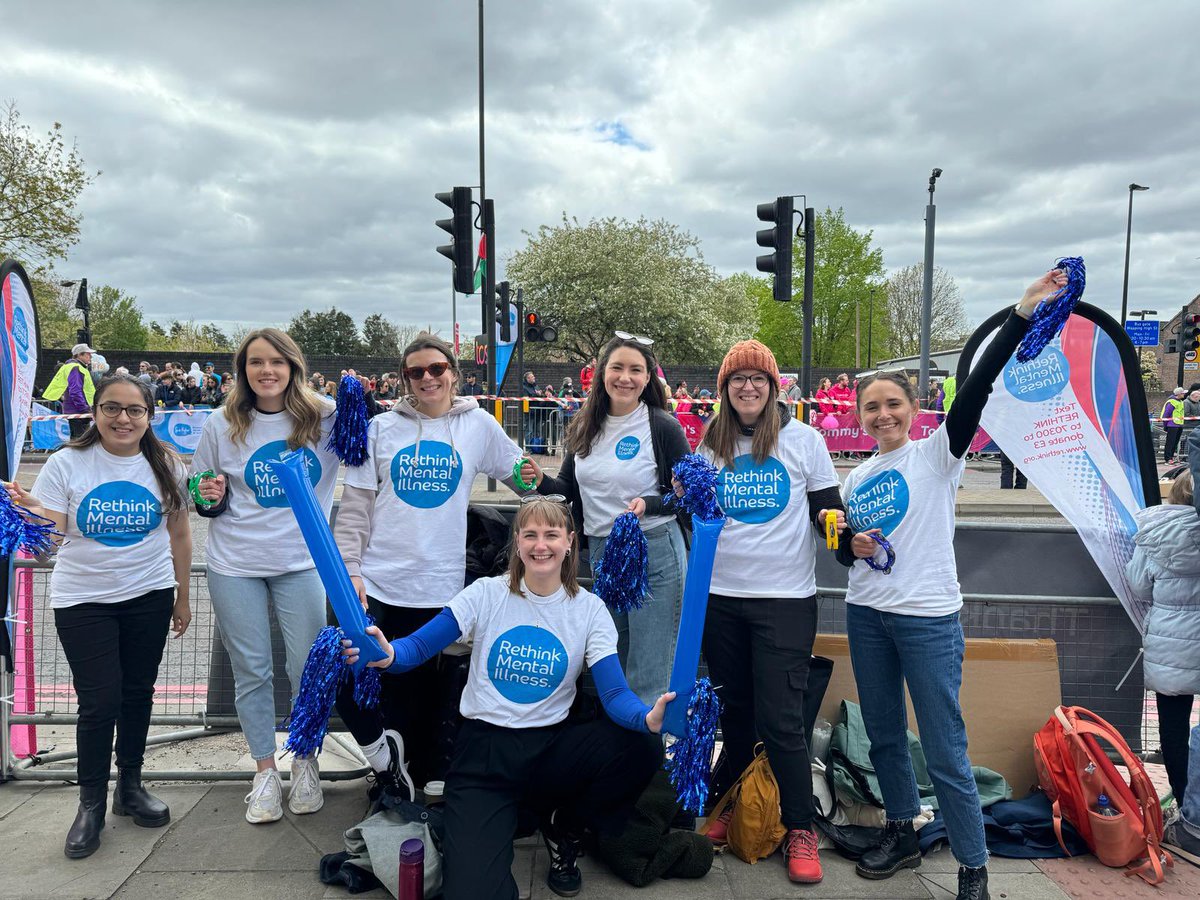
[
  {"left": 999, "top": 453, "right": 1027, "bottom": 489},
  {"left": 333, "top": 598, "right": 445, "bottom": 786},
  {"left": 54, "top": 588, "right": 175, "bottom": 789},
  {"left": 1156, "top": 692, "right": 1195, "bottom": 806},
  {"left": 703, "top": 593, "right": 818, "bottom": 830},
  {"left": 442, "top": 717, "right": 661, "bottom": 900},
  {"left": 1164, "top": 426, "right": 1183, "bottom": 463}
]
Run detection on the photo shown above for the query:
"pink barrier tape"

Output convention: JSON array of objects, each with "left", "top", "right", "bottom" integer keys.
[{"left": 10, "top": 550, "right": 38, "bottom": 758}]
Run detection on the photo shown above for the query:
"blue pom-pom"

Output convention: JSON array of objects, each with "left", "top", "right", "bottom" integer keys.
[
  {"left": 325, "top": 374, "right": 370, "bottom": 466},
  {"left": 664, "top": 677, "right": 722, "bottom": 815},
  {"left": 353, "top": 665, "right": 381, "bottom": 709},
  {"left": 665, "top": 454, "right": 723, "bottom": 522},
  {"left": 284, "top": 624, "right": 381, "bottom": 757},
  {"left": 0, "top": 490, "right": 61, "bottom": 557},
  {"left": 1016, "top": 257, "right": 1086, "bottom": 363},
  {"left": 593, "top": 511, "right": 651, "bottom": 612}
]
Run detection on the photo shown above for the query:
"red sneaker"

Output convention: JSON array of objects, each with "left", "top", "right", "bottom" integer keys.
[
  {"left": 705, "top": 804, "right": 735, "bottom": 844},
  {"left": 784, "top": 828, "right": 822, "bottom": 883}
]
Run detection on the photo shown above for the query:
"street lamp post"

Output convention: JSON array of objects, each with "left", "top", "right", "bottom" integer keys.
[
  {"left": 1120, "top": 183, "right": 1150, "bottom": 327},
  {"left": 867, "top": 286, "right": 876, "bottom": 369},
  {"left": 918, "top": 168, "right": 942, "bottom": 404}
]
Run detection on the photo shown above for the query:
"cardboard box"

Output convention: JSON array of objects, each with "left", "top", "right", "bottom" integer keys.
[{"left": 813, "top": 634, "right": 1061, "bottom": 799}]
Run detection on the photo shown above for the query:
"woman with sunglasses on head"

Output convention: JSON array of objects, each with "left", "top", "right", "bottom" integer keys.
[
  {"left": 332, "top": 332, "right": 535, "bottom": 804},
  {"left": 525, "top": 332, "right": 690, "bottom": 704},
  {"left": 836, "top": 271, "right": 1067, "bottom": 900},
  {"left": 8, "top": 375, "right": 192, "bottom": 859},
  {"left": 344, "top": 497, "right": 667, "bottom": 900},
  {"left": 189, "top": 328, "right": 340, "bottom": 824},
  {"left": 693, "top": 341, "right": 844, "bottom": 885}
]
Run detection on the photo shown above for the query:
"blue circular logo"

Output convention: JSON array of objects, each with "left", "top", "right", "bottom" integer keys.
[
  {"left": 847, "top": 469, "right": 909, "bottom": 535},
  {"left": 76, "top": 481, "right": 162, "bottom": 547},
  {"left": 615, "top": 436, "right": 641, "bottom": 460},
  {"left": 12, "top": 306, "right": 29, "bottom": 364},
  {"left": 244, "top": 441, "right": 321, "bottom": 508},
  {"left": 719, "top": 454, "right": 792, "bottom": 524},
  {"left": 486, "top": 625, "right": 569, "bottom": 704},
  {"left": 391, "top": 440, "right": 463, "bottom": 508},
  {"left": 1003, "top": 346, "right": 1070, "bottom": 403}
]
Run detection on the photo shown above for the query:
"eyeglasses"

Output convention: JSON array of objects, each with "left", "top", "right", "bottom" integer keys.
[
  {"left": 615, "top": 330, "right": 654, "bottom": 346},
  {"left": 728, "top": 373, "right": 771, "bottom": 388},
  {"left": 98, "top": 402, "right": 150, "bottom": 420},
  {"left": 403, "top": 362, "right": 451, "bottom": 380}
]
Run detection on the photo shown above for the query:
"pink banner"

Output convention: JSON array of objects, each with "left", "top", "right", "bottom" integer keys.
[{"left": 675, "top": 411, "right": 705, "bottom": 450}]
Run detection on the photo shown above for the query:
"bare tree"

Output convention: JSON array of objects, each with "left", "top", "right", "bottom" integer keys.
[{"left": 884, "top": 264, "right": 970, "bottom": 357}]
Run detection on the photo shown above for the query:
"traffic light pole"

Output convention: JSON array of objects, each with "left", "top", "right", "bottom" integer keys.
[
  {"left": 801, "top": 207, "right": 815, "bottom": 404},
  {"left": 1178, "top": 303, "right": 1189, "bottom": 391}
]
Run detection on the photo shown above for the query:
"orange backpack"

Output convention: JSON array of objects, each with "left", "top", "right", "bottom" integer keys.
[{"left": 1033, "top": 705, "right": 1172, "bottom": 886}]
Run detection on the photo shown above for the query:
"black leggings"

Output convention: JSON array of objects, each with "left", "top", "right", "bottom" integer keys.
[
  {"left": 1156, "top": 692, "right": 1195, "bottom": 806},
  {"left": 54, "top": 588, "right": 175, "bottom": 789},
  {"left": 333, "top": 599, "right": 446, "bottom": 787}
]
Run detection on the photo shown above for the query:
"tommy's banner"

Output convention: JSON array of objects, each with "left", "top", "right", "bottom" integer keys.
[{"left": 959, "top": 302, "right": 1159, "bottom": 627}]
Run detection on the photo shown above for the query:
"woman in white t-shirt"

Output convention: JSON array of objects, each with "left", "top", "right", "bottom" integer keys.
[
  {"left": 836, "top": 270, "right": 1066, "bottom": 899},
  {"left": 527, "top": 333, "right": 691, "bottom": 704},
  {"left": 343, "top": 498, "right": 667, "bottom": 900},
  {"left": 694, "top": 340, "right": 844, "bottom": 886},
  {"left": 190, "top": 328, "right": 339, "bottom": 824},
  {"left": 11, "top": 374, "right": 192, "bottom": 859},
  {"left": 332, "top": 332, "right": 534, "bottom": 802}
]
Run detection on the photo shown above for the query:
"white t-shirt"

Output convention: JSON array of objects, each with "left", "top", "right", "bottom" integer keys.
[
  {"left": 449, "top": 576, "right": 618, "bottom": 728},
  {"left": 574, "top": 403, "right": 672, "bottom": 537},
  {"left": 33, "top": 444, "right": 185, "bottom": 608},
  {"left": 191, "top": 403, "right": 341, "bottom": 578},
  {"left": 343, "top": 405, "right": 524, "bottom": 607},
  {"left": 703, "top": 420, "right": 840, "bottom": 598},
  {"left": 842, "top": 426, "right": 964, "bottom": 616}
]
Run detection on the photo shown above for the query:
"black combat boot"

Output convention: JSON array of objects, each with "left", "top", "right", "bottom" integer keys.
[
  {"left": 65, "top": 784, "right": 108, "bottom": 859},
  {"left": 855, "top": 818, "right": 921, "bottom": 879},
  {"left": 113, "top": 766, "right": 170, "bottom": 827},
  {"left": 957, "top": 864, "right": 989, "bottom": 900}
]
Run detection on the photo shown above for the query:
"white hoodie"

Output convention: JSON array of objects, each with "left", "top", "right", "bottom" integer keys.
[{"left": 338, "top": 397, "right": 525, "bottom": 607}]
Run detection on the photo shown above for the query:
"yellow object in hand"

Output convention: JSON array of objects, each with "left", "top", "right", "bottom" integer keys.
[{"left": 825, "top": 510, "right": 839, "bottom": 550}]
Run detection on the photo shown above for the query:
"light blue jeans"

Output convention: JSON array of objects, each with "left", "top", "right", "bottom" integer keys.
[
  {"left": 1184, "top": 724, "right": 1200, "bottom": 836},
  {"left": 588, "top": 519, "right": 687, "bottom": 704},
  {"left": 207, "top": 567, "right": 327, "bottom": 760},
  {"left": 846, "top": 603, "right": 988, "bottom": 868}
]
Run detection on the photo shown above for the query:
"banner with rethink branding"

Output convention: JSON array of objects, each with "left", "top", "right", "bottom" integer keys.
[
  {"left": 960, "top": 304, "right": 1159, "bottom": 628},
  {"left": 0, "top": 261, "right": 40, "bottom": 476}
]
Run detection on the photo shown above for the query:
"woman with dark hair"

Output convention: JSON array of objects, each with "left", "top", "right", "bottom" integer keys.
[
  {"left": 836, "top": 270, "right": 1066, "bottom": 900},
  {"left": 332, "top": 331, "right": 534, "bottom": 802},
  {"left": 190, "top": 328, "right": 340, "bottom": 824},
  {"left": 9, "top": 374, "right": 192, "bottom": 859},
  {"left": 343, "top": 498, "right": 666, "bottom": 900},
  {"left": 526, "top": 333, "right": 690, "bottom": 703},
  {"left": 199, "top": 375, "right": 221, "bottom": 406}
]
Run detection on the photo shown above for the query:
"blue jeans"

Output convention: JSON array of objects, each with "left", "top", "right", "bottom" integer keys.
[
  {"left": 207, "top": 567, "right": 327, "bottom": 760},
  {"left": 588, "top": 520, "right": 687, "bottom": 704},
  {"left": 846, "top": 603, "right": 988, "bottom": 868},
  {"left": 1184, "top": 724, "right": 1200, "bottom": 836}
]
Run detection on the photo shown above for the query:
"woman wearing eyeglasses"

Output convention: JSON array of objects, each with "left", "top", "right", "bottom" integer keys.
[
  {"left": 691, "top": 340, "right": 844, "bottom": 885},
  {"left": 332, "top": 332, "right": 535, "bottom": 804},
  {"left": 526, "top": 332, "right": 690, "bottom": 704},
  {"left": 9, "top": 374, "right": 192, "bottom": 859},
  {"left": 189, "top": 328, "right": 340, "bottom": 824},
  {"left": 343, "top": 497, "right": 667, "bottom": 900}
]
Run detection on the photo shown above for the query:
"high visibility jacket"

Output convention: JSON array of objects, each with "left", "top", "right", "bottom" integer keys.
[
  {"left": 941, "top": 375, "right": 957, "bottom": 414},
  {"left": 43, "top": 361, "right": 95, "bottom": 408},
  {"left": 1162, "top": 398, "right": 1185, "bottom": 427}
]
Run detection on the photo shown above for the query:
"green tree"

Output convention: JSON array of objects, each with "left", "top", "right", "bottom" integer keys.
[
  {"left": 200, "top": 322, "right": 231, "bottom": 350},
  {"left": 362, "top": 313, "right": 401, "bottom": 356},
  {"left": 287, "top": 308, "right": 362, "bottom": 355},
  {"left": 30, "top": 277, "right": 80, "bottom": 349},
  {"left": 884, "top": 263, "right": 969, "bottom": 357},
  {"left": 0, "top": 102, "right": 98, "bottom": 271},
  {"left": 505, "top": 215, "right": 756, "bottom": 363},
  {"left": 754, "top": 207, "right": 886, "bottom": 368},
  {"left": 89, "top": 284, "right": 149, "bottom": 350}
]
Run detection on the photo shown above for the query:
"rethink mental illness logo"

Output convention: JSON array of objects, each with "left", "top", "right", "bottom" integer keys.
[
  {"left": 77, "top": 482, "right": 161, "bottom": 547},
  {"left": 848, "top": 469, "right": 909, "bottom": 535},
  {"left": 720, "top": 455, "right": 791, "bottom": 524},
  {"left": 486, "top": 625, "right": 568, "bottom": 703},
  {"left": 245, "top": 442, "right": 322, "bottom": 508}
]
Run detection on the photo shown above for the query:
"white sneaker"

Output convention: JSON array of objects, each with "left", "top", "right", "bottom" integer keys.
[
  {"left": 288, "top": 755, "right": 324, "bottom": 815},
  {"left": 244, "top": 768, "right": 284, "bottom": 824}
]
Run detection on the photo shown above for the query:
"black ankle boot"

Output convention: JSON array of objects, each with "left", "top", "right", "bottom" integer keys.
[
  {"left": 65, "top": 785, "right": 108, "bottom": 859},
  {"left": 957, "top": 865, "right": 989, "bottom": 900},
  {"left": 855, "top": 818, "right": 921, "bottom": 879},
  {"left": 112, "top": 766, "right": 170, "bottom": 827}
]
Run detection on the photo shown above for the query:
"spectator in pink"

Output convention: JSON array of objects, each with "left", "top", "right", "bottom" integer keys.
[
  {"left": 829, "top": 373, "right": 854, "bottom": 411},
  {"left": 580, "top": 357, "right": 596, "bottom": 394},
  {"left": 815, "top": 378, "right": 836, "bottom": 415}
]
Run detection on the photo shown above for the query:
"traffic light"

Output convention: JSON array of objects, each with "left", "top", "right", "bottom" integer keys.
[
  {"left": 1186, "top": 314, "right": 1200, "bottom": 353},
  {"left": 524, "top": 312, "right": 558, "bottom": 343},
  {"left": 495, "top": 281, "right": 512, "bottom": 343},
  {"left": 435, "top": 187, "right": 474, "bottom": 294},
  {"left": 756, "top": 196, "right": 794, "bottom": 302}
]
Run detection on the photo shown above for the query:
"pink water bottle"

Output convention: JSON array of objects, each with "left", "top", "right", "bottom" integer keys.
[{"left": 398, "top": 838, "right": 424, "bottom": 900}]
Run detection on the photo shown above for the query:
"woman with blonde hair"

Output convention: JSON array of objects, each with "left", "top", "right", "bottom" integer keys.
[{"left": 191, "top": 328, "right": 340, "bottom": 823}]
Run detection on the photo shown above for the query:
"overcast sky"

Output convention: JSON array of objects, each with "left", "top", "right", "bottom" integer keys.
[{"left": 4, "top": 0, "right": 1198, "bottom": 344}]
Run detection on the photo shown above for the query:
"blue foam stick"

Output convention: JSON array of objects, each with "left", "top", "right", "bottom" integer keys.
[
  {"left": 662, "top": 515, "right": 727, "bottom": 737},
  {"left": 267, "top": 450, "right": 388, "bottom": 673}
]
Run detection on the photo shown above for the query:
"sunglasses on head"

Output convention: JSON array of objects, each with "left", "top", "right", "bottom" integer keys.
[
  {"left": 615, "top": 330, "right": 654, "bottom": 346},
  {"left": 520, "top": 493, "right": 568, "bottom": 506},
  {"left": 403, "top": 362, "right": 452, "bottom": 380}
]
